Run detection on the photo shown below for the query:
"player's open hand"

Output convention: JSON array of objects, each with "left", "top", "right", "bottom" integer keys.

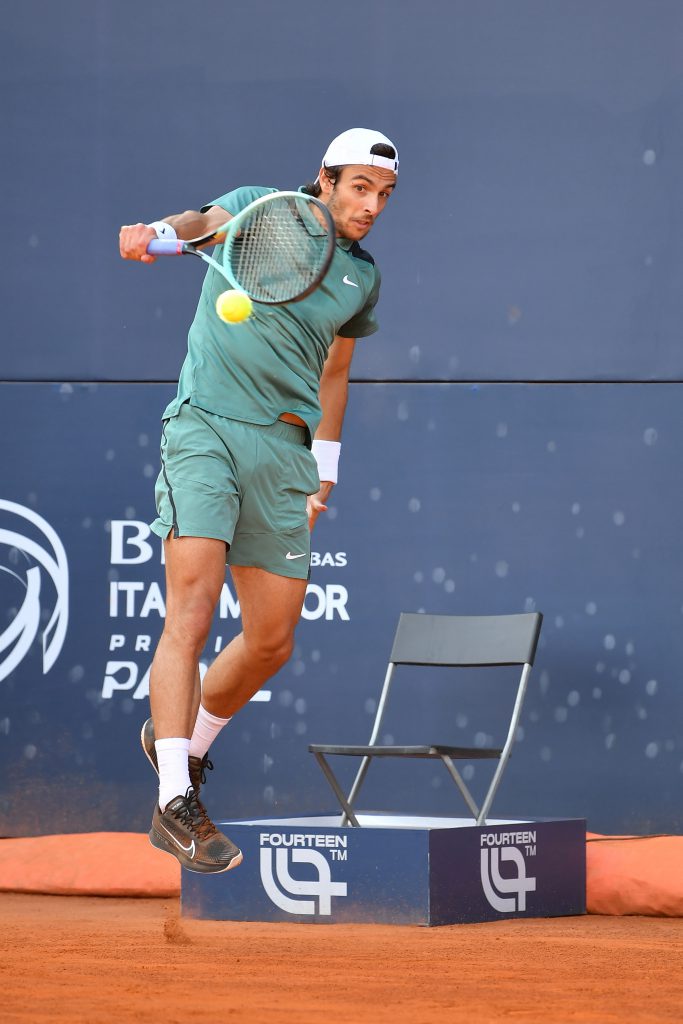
[
  {"left": 119, "top": 223, "right": 158, "bottom": 263},
  {"left": 307, "top": 492, "right": 328, "bottom": 531}
]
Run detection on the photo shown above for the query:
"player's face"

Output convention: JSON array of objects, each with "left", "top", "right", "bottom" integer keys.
[{"left": 319, "top": 165, "right": 396, "bottom": 241}]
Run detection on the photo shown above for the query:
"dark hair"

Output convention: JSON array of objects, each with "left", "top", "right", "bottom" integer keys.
[
  {"left": 301, "top": 165, "right": 342, "bottom": 198},
  {"left": 369, "top": 143, "right": 397, "bottom": 161},
  {"left": 301, "top": 143, "right": 397, "bottom": 196}
]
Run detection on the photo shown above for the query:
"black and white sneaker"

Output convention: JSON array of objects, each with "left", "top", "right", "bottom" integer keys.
[
  {"left": 149, "top": 788, "right": 242, "bottom": 873},
  {"left": 140, "top": 717, "right": 214, "bottom": 794}
]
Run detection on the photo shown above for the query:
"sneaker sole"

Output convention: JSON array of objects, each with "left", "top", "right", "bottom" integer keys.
[{"left": 149, "top": 827, "right": 243, "bottom": 874}]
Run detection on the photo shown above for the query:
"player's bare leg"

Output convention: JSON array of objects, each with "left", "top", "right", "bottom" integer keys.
[
  {"left": 200, "top": 565, "right": 308, "bottom": 717},
  {"left": 149, "top": 535, "right": 227, "bottom": 738},
  {"left": 145, "top": 535, "right": 242, "bottom": 873}
]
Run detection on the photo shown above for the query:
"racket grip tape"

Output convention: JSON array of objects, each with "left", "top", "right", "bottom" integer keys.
[{"left": 147, "top": 239, "right": 184, "bottom": 255}]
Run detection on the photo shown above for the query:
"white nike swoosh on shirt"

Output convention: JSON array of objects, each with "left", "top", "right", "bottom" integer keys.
[
  {"left": 342, "top": 275, "right": 359, "bottom": 287},
  {"left": 159, "top": 821, "right": 196, "bottom": 857},
  {"left": 286, "top": 552, "right": 307, "bottom": 560}
]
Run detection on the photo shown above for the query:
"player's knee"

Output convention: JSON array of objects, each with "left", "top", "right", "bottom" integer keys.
[
  {"left": 272, "top": 635, "right": 295, "bottom": 671},
  {"left": 164, "top": 596, "right": 216, "bottom": 654},
  {"left": 247, "top": 631, "right": 294, "bottom": 672}
]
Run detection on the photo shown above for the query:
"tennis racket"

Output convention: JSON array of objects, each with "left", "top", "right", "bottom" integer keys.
[{"left": 147, "top": 191, "right": 336, "bottom": 304}]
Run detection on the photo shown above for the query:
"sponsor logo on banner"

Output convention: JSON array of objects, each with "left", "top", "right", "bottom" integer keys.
[
  {"left": 0, "top": 500, "right": 69, "bottom": 682},
  {"left": 102, "top": 521, "right": 351, "bottom": 701},
  {"left": 259, "top": 833, "right": 348, "bottom": 916},
  {"left": 480, "top": 830, "right": 537, "bottom": 913}
]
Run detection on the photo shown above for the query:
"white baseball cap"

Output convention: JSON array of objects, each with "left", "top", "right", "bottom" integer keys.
[{"left": 322, "top": 128, "right": 399, "bottom": 174}]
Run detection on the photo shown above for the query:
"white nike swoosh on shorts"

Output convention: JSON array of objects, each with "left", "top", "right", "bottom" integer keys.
[
  {"left": 342, "top": 275, "right": 359, "bottom": 287},
  {"left": 286, "top": 552, "right": 307, "bottom": 560}
]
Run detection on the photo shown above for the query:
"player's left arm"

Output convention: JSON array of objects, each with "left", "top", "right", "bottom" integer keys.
[{"left": 308, "top": 335, "right": 356, "bottom": 529}]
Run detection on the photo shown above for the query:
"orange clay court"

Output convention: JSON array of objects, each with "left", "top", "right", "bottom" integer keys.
[
  {"left": 1, "top": 831, "right": 682, "bottom": 1023},
  {"left": 1, "top": 894, "right": 682, "bottom": 1024}
]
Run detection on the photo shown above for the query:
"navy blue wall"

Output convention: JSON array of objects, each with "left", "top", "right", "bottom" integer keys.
[
  {"left": 1, "top": 1, "right": 682, "bottom": 835},
  {"left": 5, "top": 0, "right": 683, "bottom": 382}
]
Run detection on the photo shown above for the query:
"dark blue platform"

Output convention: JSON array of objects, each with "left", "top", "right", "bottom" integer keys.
[{"left": 182, "top": 813, "right": 586, "bottom": 926}]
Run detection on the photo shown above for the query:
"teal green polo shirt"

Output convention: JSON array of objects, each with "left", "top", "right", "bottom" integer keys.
[{"left": 161, "top": 185, "right": 382, "bottom": 443}]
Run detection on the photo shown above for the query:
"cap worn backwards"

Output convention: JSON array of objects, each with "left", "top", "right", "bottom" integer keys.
[{"left": 322, "top": 128, "right": 399, "bottom": 174}]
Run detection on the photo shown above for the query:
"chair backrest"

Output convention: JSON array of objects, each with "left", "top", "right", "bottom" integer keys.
[{"left": 389, "top": 612, "right": 543, "bottom": 668}]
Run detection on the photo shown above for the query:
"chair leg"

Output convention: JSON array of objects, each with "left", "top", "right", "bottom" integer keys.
[
  {"left": 476, "top": 755, "right": 507, "bottom": 825},
  {"left": 441, "top": 755, "right": 481, "bottom": 820},
  {"left": 477, "top": 663, "right": 533, "bottom": 824},
  {"left": 313, "top": 752, "right": 361, "bottom": 827},
  {"left": 340, "top": 754, "right": 374, "bottom": 827}
]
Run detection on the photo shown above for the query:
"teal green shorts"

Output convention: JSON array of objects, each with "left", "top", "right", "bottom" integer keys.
[{"left": 151, "top": 403, "right": 320, "bottom": 579}]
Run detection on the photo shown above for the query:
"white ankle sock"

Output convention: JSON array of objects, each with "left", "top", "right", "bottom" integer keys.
[
  {"left": 155, "top": 737, "right": 191, "bottom": 811},
  {"left": 189, "top": 704, "right": 231, "bottom": 759}
]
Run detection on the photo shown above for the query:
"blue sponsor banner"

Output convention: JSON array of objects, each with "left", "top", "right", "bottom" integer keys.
[
  {"left": 181, "top": 815, "right": 586, "bottom": 926},
  {"left": 1, "top": 381, "right": 682, "bottom": 836}
]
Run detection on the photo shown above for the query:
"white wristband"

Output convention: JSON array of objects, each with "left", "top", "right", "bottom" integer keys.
[
  {"left": 147, "top": 221, "right": 177, "bottom": 240},
  {"left": 312, "top": 439, "right": 341, "bottom": 484}
]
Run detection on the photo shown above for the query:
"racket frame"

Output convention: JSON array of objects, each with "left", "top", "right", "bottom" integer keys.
[{"left": 148, "top": 191, "right": 336, "bottom": 305}]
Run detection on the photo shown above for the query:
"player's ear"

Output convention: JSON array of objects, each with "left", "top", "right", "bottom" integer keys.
[{"left": 318, "top": 167, "right": 334, "bottom": 195}]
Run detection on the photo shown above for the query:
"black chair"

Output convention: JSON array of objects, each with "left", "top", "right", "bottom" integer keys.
[{"left": 309, "top": 611, "right": 543, "bottom": 827}]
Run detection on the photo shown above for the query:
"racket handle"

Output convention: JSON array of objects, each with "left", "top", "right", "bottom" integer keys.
[{"left": 147, "top": 239, "right": 184, "bottom": 255}]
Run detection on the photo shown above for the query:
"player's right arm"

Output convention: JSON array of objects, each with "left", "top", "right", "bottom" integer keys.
[{"left": 118, "top": 205, "right": 232, "bottom": 263}]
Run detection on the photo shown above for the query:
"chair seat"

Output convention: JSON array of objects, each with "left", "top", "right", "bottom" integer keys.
[{"left": 309, "top": 743, "right": 503, "bottom": 759}]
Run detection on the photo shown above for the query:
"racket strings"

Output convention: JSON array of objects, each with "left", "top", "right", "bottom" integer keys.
[{"left": 228, "top": 197, "right": 332, "bottom": 303}]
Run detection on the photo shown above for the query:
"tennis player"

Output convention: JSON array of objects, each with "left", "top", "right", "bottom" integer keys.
[{"left": 119, "top": 128, "right": 398, "bottom": 873}]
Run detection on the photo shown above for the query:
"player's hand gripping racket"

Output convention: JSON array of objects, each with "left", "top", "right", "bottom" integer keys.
[{"left": 147, "top": 191, "right": 336, "bottom": 305}]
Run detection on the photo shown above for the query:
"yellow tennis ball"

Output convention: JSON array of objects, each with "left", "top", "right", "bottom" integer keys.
[{"left": 215, "top": 289, "right": 253, "bottom": 323}]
